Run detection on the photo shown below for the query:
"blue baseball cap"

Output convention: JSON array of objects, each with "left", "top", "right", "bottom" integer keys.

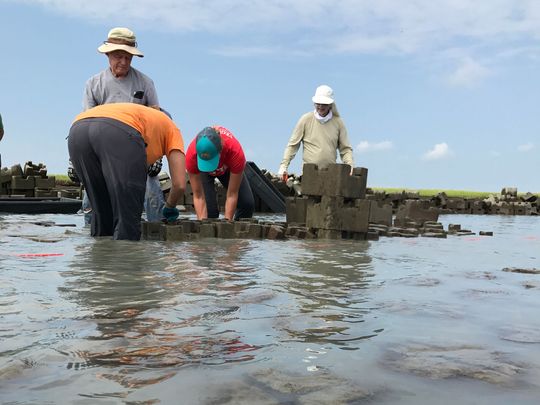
[{"left": 196, "top": 127, "right": 222, "bottom": 172}]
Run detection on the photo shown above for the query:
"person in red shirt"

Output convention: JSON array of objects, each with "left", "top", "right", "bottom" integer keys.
[{"left": 186, "top": 126, "right": 254, "bottom": 220}]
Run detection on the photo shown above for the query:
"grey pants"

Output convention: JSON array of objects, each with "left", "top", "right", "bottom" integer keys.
[{"left": 68, "top": 118, "right": 147, "bottom": 240}]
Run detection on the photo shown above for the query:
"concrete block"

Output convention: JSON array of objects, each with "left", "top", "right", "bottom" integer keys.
[
  {"left": 368, "top": 201, "right": 392, "bottom": 227},
  {"left": 267, "top": 225, "right": 286, "bottom": 240},
  {"left": 306, "top": 196, "right": 370, "bottom": 233},
  {"left": 501, "top": 187, "right": 517, "bottom": 197},
  {"left": 11, "top": 189, "right": 34, "bottom": 197},
  {"left": 302, "top": 163, "right": 368, "bottom": 199},
  {"left": 163, "top": 225, "right": 187, "bottom": 241},
  {"left": 300, "top": 164, "right": 322, "bottom": 196},
  {"left": 342, "top": 231, "right": 368, "bottom": 240},
  {"left": 522, "top": 192, "right": 537, "bottom": 203},
  {"left": 34, "top": 188, "right": 57, "bottom": 197},
  {"left": 35, "top": 176, "right": 56, "bottom": 189},
  {"left": 11, "top": 176, "right": 35, "bottom": 190},
  {"left": 306, "top": 196, "right": 342, "bottom": 230},
  {"left": 199, "top": 222, "right": 216, "bottom": 238},
  {"left": 286, "top": 196, "right": 314, "bottom": 225},
  {"left": 422, "top": 232, "right": 447, "bottom": 238},
  {"left": 144, "top": 221, "right": 164, "bottom": 241},
  {"left": 394, "top": 200, "right": 439, "bottom": 227},
  {"left": 367, "top": 231, "right": 380, "bottom": 241},
  {"left": 59, "top": 189, "right": 81, "bottom": 199},
  {"left": 10, "top": 164, "right": 24, "bottom": 177},
  {"left": 234, "top": 222, "right": 263, "bottom": 239},
  {"left": 0, "top": 169, "right": 11, "bottom": 185},
  {"left": 317, "top": 229, "right": 342, "bottom": 239},
  {"left": 216, "top": 221, "right": 236, "bottom": 238}
]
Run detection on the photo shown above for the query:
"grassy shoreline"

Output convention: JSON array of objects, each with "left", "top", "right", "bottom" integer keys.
[
  {"left": 52, "top": 174, "right": 537, "bottom": 199},
  {"left": 370, "top": 188, "right": 497, "bottom": 199}
]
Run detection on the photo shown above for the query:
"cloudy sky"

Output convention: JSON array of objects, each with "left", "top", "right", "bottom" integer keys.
[{"left": 1, "top": 0, "right": 539, "bottom": 191}]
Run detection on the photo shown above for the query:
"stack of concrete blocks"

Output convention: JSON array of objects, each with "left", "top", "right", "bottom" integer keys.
[
  {"left": 141, "top": 218, "right": 291, "bottom": 241},
  {"left": 285, "top": 163, "right": 391, "bottom": 240},
  {"left": 25, "top": 161, "right": 57, "bottom": 197},
  {"left": 483, "top": 187, "right": 537, "bottom": 216},
  {"left": 0, "top": 162, "right": 56, "bottom": 198}
]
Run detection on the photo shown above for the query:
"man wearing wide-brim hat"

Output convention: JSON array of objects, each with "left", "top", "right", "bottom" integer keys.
[
  {"left": 83, "top": 27, "right": 158, "bottom": 110},
  {"left": 80, "top": 27, "right": 165, "bottom": 224}
]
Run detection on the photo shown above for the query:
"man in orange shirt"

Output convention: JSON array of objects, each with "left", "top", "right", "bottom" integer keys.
[{"left": 68, "top": 103, "right": 186, "bottom": 240}]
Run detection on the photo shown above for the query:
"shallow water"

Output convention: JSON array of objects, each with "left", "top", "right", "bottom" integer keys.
[{"left": 1, "top": 213, "right": 539, "bottom": 404}]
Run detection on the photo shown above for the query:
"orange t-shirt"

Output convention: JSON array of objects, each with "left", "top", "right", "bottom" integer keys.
[{"left": 74, "top": 103, "right": 184, "bottom": 165}]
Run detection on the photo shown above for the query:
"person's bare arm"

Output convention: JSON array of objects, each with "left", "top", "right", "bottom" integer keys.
[
  {"left": 189, "top": 173, "right": 208, "bottom": 219},
  {"left": 166, "top": 150, "right": 186, "bottom": 207},
  {"left": 224, "top": 171, "right": 243, "bottom": 220}
]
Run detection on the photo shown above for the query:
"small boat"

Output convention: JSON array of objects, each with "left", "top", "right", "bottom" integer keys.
[
  {"left": 245, "top": 161, "right": 286, "bottom": 213},
  {"left": 0, "top": 196, "right": 82, "bottom": 214}
]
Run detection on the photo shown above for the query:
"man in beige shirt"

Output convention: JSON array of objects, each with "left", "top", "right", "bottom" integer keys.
[{"left": 278, "top": 85, "right": 354, "bottom": 181}]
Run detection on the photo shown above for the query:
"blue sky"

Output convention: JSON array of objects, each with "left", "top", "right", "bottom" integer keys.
[{"left": 1, "top": 0, "right": 539, "bottom": 192}]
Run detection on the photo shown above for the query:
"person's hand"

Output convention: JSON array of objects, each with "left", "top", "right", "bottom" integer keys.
[
  {"left": 147, "top": 159, "right": 163, "bottom": 177},
  {"left": 281, "top": 171, "right": 288, "bottom": 182},
  {"left": 162, "top": 205, "right": 179, "bottom": 222}
]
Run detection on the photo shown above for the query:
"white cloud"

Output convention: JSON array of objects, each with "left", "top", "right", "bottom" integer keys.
[
  {"left": 447, "top": 57, "right": 491, "bottom": 87},
  {"left": 356, "top": 140, "right": 394, "bottom": 153},
  {"left": 423, "top": 142, "right": 452, "bottom": 160},
  {"left": 16, "top": 0, "right": 540, "bottom": 59},
  {"left": 489, "top": 150, "right": 502, "bottom": 157},
  {"left": 517, "top": 143, "right": 535, "bottom": 152}
]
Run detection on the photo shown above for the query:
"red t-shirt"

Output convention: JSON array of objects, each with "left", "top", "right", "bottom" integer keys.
[{"left": 186, "top": 126, "right": 246, "bottom": 176}]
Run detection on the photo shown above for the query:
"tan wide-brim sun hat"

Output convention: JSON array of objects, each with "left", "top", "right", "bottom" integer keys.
[{"left": 97, "top": 27, "right": 144, "bottom": 57}]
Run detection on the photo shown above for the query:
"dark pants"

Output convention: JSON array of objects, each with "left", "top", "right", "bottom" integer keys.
[
  {"left": 68, "top": 118, "right": 147, "bottom": 240},
  {"left": 201, "top": 171, "right": 254, "bottom": 220}
]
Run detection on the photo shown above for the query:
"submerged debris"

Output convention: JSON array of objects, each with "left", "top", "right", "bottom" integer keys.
[{"left": 502, "top": 268, "right": 540, "bottom": 275}]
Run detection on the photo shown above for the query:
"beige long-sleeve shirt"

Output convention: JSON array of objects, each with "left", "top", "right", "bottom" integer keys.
[{"left": 279, "top": 112, "right": 354, "bottom": 174}]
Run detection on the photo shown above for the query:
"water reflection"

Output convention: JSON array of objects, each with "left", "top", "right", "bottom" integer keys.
[
  {"left": 273, "top": 239, "right": 376, "bottom": 347},
  {"left": 58, "top": 239, "right": 263, "bottom": 390}
]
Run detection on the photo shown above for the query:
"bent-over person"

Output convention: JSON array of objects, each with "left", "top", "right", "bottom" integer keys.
[
  {"left": 186, "top": 126, "right": 254, "bottom": 221},
  {"left": 68, "top": 103, "right": 186, "bottom": 240}
]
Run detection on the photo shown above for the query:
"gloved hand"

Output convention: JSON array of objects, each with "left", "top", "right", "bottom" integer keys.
[
  {"left": 162, "top": 205, "right": 179, "bottom": 222},
  {"left": 67, "top": 165, "right": 80, "bottom": 184},
  {"left": 147, "top": 158, "right": 163, "bottom": 177}
]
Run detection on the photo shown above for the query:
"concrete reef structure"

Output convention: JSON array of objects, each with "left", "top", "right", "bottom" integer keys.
[
  {"left": 141, "top": 218, "right": 303, "bottom": 242},
  {"left": 0, "top": 162, "right": 80, "bottom": 199},
  {"left": 141, "top": 163, "right": 492, "bottom": 241},
  {"left": 365, "top": 187, "right": 539, "bottom": 216},
  {"left": 1, "top": 162, "right": 56, "bottom": 197}
]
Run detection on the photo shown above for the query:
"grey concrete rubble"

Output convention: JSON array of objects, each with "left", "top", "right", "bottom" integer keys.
[
  {"left": 502, "top": 268, "right": 540, "bottom": 275},
  {"left": 144, "top": 163, "right": 493, "bottom": 241},
  {"left": 1, "top": 161, "right": 80, "bottom": 199},
  {"left": 1, "top": 161, "right": 56, "bottom": 198},
  {"left": 361, "top": 186, "right": 539, "bottom": 216}
]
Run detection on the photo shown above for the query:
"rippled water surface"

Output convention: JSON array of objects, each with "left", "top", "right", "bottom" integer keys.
[{"left": 1, "top": 213, "right": 539, "bottom": 404}]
